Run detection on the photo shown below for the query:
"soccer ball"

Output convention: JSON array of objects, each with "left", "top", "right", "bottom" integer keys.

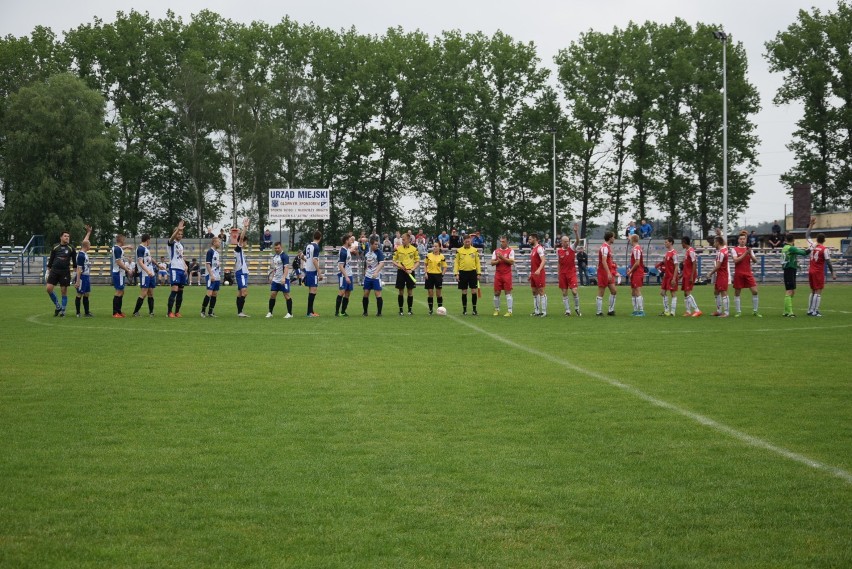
[{"left": 436, "top": 306, "right": 447, "bottom": 316}]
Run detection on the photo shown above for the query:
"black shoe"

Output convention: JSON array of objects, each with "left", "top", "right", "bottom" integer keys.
[
  {"left": 428, "top": 310, "right": 433, "bottom": 315},
  {"left": 399, "top": 312, "right": 404, "bottom": 316},
  {"left": 596, "top": 313, "right": 604, "bottom": 317},
  {"left": 132, "top": 312, "right": 140, "bottom": 317},
  {"left": 362, "top": 312, "right": 368, "bottom": 317},
  {"left": 59, "top": 310, "right": 65, "bottom": 318},
  {"left": 376, "top": 313, "right": 382, "bottom": 317},
  {"left": 407, "top": 311, "right": 413, "bottom": 316},
  {"left": 54, "top": 307, "right": 61, "bottom": 317},
  {"left": 472, "top": 309, "right": 477, "bottom": 316},
  {"left": 607, "top": 311, "right": 616, "bottom": 316},
  {"left": 84, "top": 313, "right": 94, "bottom": 318}
]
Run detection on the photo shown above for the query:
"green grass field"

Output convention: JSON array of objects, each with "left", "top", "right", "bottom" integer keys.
[{"left": 1, "top": 282, "right": 850, "bottom": 568}]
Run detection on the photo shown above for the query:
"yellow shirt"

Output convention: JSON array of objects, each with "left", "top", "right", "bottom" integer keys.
[
  {"left": 393, "top": 245, "right": 420, "bottom": 270},
  {"left": 454, "top": 245, "right": 481, "bottom": 274},
  {"left": 425, "top": 252, "right": 447, "bottom": 274}
]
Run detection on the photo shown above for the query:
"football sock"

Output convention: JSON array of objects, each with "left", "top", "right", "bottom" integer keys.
[
  {"left": 437, "top": 296, "right": 443, "bottom": 307},
  {"left": 814, "top": 294, "right": 821, "bottom": 312},
  {"left": 631, "top": 297, "right": 637, "bottom": 311},
  {"left": 147, "top": 297, "right": 153, "bottom": 314},
  {"left": 462, "top": 294, "right": 468, "bottom": 310},
  {"left": 341, "top": 297, "right": 349, "bottom": 313},
  {"left": 563, "top": 296, "right": 570, "bottom": 311},
  {"left": 534, "top": 295, "right": 540, "bottom": 313},
  {"left": 735, "top": 296, "right": 741, "bottom": 313},
  {"left": 722, "top": 296, "right": 729, "bottom": 314},
  {"left": 83, "top": 297, "right": 90, "bottom": 314},
  {"left": 376, "top": 297, "right": 383, "bottom": 315},
  {"left": 807, "top": 293, "right": 814, "bottom": 313},
  {"left": 573, "top": 293, "right": 580, "bottom": 309},
  {"left": 209, "top": 296, "right": 217, "bottom": 313},
  {"left": 670, "top": 298, "right": 677, "bottom": 313},
  {"left": 662, "top": 296, "right": 669, "bottom": 312},
  {"left": 596, "top": 296, "right": 603, "bottom": 314},
  {"left": 608, "top": 295, "right": 616, "bottom": 312},
  {"left": 715, "top": 294, "right": 721, "bottom": 311},
  {"left": 363, "top": 297, "right": 370, "bottom": 313},
  {"left": 752, "top": 295, "right": 759, "bottom": 312},
  {"left": 428, "top": 297, "right": 434, "bottom": 311},
  {"left": 407, "top": 296, "right": 413, "bottom": 311},
  {"left": 134, "top": 297, "right": 144, "bottom": 314},
  {"left": 307, "top": 292, "right": 316, "bottom": 314},
  {"left": 471, "top": 294, "right": 477, "bottom": 308},
  {"left": 638, "top": 296, "right": 644, "bottom": 312},
  {"left": 61, "top": 295, "right": 68, "bottom": 310},
  {"left": 75, "top": 297, "right": 82, "bottom": 315},
  {"left": 202, "top": 296, "right": 210, "bottom": 312},
  {"left": 48, "top": 291, "right": 59, "bottom": 307},
  {"left": 506, "top": 294, "right": 513, "bottom": 311},
  {"left": 112, "top": 295, "right": 119, "bottom": 315},
  {"left": 493, "top": 296, "right": 500, "bottom": 310},
  {"left": 335, "top": 295, "right": 342, "bottom": 315},
  {"left": 168, "top": 291, "right": 176, "bottom": 313},
  {"left": 175, "top": 290, "right": 183, "bottom": 312},
  {"left": 286, "top": 298, "right": 292, "bottom": 315},
  {"left": 541, "top": 295, "right": 547, "bottom": 313},
  {"left": 398, "top": 295, "right": 404, "bottom": 310},
  {"left": 784, "top": 295, "right": 793, "bottom": 314},
  {"left": 269, "top": 298, "right": 276, "bottom": 313}
]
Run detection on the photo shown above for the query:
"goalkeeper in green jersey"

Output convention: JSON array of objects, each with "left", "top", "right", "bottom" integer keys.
[{"left": 781, "top": 232, "right": 810, "bottom": 317}]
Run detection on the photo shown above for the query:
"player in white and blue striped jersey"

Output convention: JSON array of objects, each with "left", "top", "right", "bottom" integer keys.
[
  {"left": 335, "top": 234, "right": 356, "bottom": 317},
  {"left": 74, "top": 224, "right": 93, "bottom": 317},
  {"left": 167, "top": 220, "right": 187, "bottom": 317},
  {"left": 361, "top": 236, "right": 386, "bottom": 316},
  {"left": 111, "top": 234, "right": 135, "bottom": 317},
  {"left": 266, "top": 242, "right": 293, "bottom": 318},
  {"left": 132, "top": 234, "right": 157, "bottom": 317},
  {"left": 200, "top": 237, "right": 221, "bottom": 317},
  {"left": 233, "top": 218, "right": 251, "bottom": 317},
  {"left": 304, "top": 230, "right": 323, "bottom": 317}
]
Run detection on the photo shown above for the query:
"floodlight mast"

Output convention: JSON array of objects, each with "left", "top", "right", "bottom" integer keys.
[{"left": 713, "top": 30, "right": 729, "bottom": 243}]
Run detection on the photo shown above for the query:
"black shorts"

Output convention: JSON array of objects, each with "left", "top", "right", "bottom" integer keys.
[
  {"left": 783, "top": 267, "right": 797, "bottom": 291},
  {"left": 46, "top": 271, "right": 71, "bottom": 287},
  {"left": 457, "top": 270, "right": 479, "bottom": 290},
  {"left": 395, "top": 269, "right": 416, "bottom": 290},
  {"left": 425, "top": 273, "right": 443, "bottom": 290}
]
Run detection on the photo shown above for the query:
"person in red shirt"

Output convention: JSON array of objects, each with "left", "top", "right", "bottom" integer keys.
[
  {"left": 706, "top": 235, "right": 730, "bottom": 317},
  {"left": 732, "top": 230, "right": 762, "bottom": 317},
  {"left": 528, "top": 233, "right": 548, "bottom": 316},
  {"left": 806, "top": 217, "right": 837, "bottom": 316},
  {"left": 596, "top": 231, "right": 617, "bottom": 316},
  {"left": 680, "top": 236, "right": 702, "bottom": 317},
  {"left": 659, "top": 236, "right": 679, "bottom": 316},
  {"left": 490, "top": 235, "right": 515, "bottom": 317},
  {"left": 557, "top": 223, "right": 582, "bottom": 316},
  {"left": 625, "top": 234, "right": 645, "bottom": 316}
]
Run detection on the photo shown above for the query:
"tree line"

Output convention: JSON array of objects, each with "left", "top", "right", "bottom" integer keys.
[{"left": 0, "top": 5, "right": 847, "bottom": 247}]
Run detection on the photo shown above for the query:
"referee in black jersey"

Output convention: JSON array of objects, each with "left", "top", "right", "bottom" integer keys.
[{"left": 46, "top": 230, "right": 77, "bottom": 317}]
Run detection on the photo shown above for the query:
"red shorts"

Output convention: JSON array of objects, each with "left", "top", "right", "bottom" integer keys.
[
  {"left": 808, "top": 271, "right": 825, "bottom": 290},
  {"left": 597, "top": 272, "right": 613, "bottom": 287},
  {"left": 493, "top": 272, "right": 513, "bottom": 293},
  {"left": 629, "top": 270, "right": 644, "bottom": 289},
  {"left": 681, "top": 277, "right": 694, "bottom": 293},
  {"left": 530, "top": 272, "right": 546, "bottom": 289},
  {"left": 661, "top": 276, "right": 678, "bottom": 292},
  {"left": 559, "top": 272, "right": 577, "bottom": 290},
  {"left": 714, "top": 275, "right": 729, "bottom": 293},
  {"left": 733, "top": 273, "right": 757, "bottom": 290}
]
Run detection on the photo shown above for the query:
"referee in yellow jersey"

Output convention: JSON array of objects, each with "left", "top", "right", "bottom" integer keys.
[
  {"left": 424, "top": 241, "right": 447, "bottom": 315},
  {"left": 453, "top": 234, "right": 482, "bottom": 315},
  {"left": 393, "top": 232, "right": 420, "bottom": 315}
]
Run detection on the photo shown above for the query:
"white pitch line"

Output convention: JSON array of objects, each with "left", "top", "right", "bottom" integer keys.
[{"left": 444, "top": 310, "right": 852, "bottom": 485}]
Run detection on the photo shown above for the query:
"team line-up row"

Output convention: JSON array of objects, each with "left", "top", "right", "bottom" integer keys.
[{"left": 43, "top": 219, "right": 837, "bottom": 319}]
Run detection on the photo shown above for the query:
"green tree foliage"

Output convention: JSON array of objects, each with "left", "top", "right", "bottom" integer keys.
[{"left": 2, "top": 73, "right": 113, "bottom": 241}]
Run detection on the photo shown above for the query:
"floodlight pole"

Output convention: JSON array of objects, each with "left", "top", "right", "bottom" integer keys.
[
  {"left": 550, "top": 126, "right": 557, "bottom": 246},
  {"left": 714, "top": 30, "right": 729, "bottom": 243}
]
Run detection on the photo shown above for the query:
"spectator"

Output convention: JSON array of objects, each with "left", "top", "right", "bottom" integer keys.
[
  {"left": 438, "top": 230, "right": 450, "bottom": 249},
  {"left": 747, "top": 230, "right": 759, "bottom": 249},
  {"left": 218, "top": 228, "right": 227, "bottom": 245},
  {"left": 577, "top": 247, "right": 589, "bottom": 286},
  {"left": 261, "top": 229, "right": 273, "bottom": 251},
  {"left": 768, "top": 232, "right": 782, "bottom": 250},
  {"left": 393, "top": 231, "right": 403, "bottom": 250},
  {"left": 415, "top": 228, "right": 427, "bottom": 247},
  {"left": 519, "top": 231, "right": 530, "bottom": 250},
  {"left": 471, "top": 232, "right": 484, "bottom": 250},
  {"left": 449, "top": 228, "right": 462, "bottom": 249},
  {"left": 157, "top": 257, "right": 169, "bottom": 285},
  {"left": 543, "top": 234, "right": 552, "bottom": 249},
  {"left": 640, "top": 219, "right": 653, "bottom": 238},
  {"left": 292, "top": 253, "right": 304, "bottom": 286},
  {"left": 771, "top": 220, "right": 782, "bottom": 235},
  {"left": 204, "top": 227, "right": 214, "bottom": 239},
  {"left": 188, "top": 258, "right": 201, "bottom": 285},
  {"left": 625, "top": 220, "right": 636, "bottom": 238},
  {"left": 382, "top": 235, "right": 393, "bottom": 253}
]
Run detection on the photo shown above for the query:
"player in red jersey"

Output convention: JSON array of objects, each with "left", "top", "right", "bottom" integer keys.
[
  {"left": 806, "top": 217, "right": 836, "bottom": 316},
  {"left": 528, "top": 233, "right": 548, "bottom": 316},
  {"left": 557, "top": 223, "right": 582, "bottom": 316},
  {"left": 625, "top": 234, "right": 645, "bottom": 316},
  {"left": 706, "top": 235, "right": 730, "bottom": 317},
  {"left": 659, "top": 236, "right": 679, "bottom": 316},
  {"left": 596, "top": 231, "right": 617, "bottom": 316},
  {"left": 490, "top": 235, "right": 515, "bottom": 316},
  {"left": 732, "top": 230, "right": 762, "bottom": 317},
  {"left": 680, "top": 236, "right": 702, "bottom": 317}
]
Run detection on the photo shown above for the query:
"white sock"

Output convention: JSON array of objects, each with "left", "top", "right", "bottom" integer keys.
[
  {"left": 506, "top": 294, "right": 513, "bottom": 312},
  {"left": 735, "top": 296, "right": 741, "bottom": 313},
  {"left": 715, "top": 294, "right": 721, "bottom": 311},
  {"left": 638, "top": 296, "right": 644, "bottom": 312},
  {"left": 596, "top": 296, "right": 603, "bottom": 314},
  {"left": 608, "top": 295, "right": 616, "bottom": 312},
  {"left": 533, "top": 295, "right": 539, "bottom": 314},
  {"left": 688, "top": 295, "right": 699, "bottom": 312},
  {"left": 752, "top": 295, "right": 759, "bottom": 312},
  {"left": 662, "top": 296, "right": 669, "bottom": 312},
  {"left": 494, "top": 296, "right": 500, "bottom": 310},
  {"left": 671, "top": 297, "right": 677, "bottom": 313},
  {"left": 814, "top": 293, "right": 821, "bottom": 312},
  {"left": 541, "top": 295, "right": 548, "bottom": 314},
  {"left": 563, "top": 296, "right": 570, "bottom": 311},
  {"left": 808, "top": 293, "right": 814, "bottom": 313},
  {"left": 723, "top": 296, "right": 729, "bottom": 314},
  {"left": 573, "top": 293, "right": 580, "bottom": 309}
]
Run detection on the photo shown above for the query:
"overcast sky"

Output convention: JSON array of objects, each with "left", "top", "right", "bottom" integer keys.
[{"left": 1, "top": 0, "right": 837, "bottom": 229}]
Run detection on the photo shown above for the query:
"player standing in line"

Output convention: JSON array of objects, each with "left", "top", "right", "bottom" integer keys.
[
  {"left": 731, "top": 230, "right": 762, "bottom": 317},
  {"left": 200, "top": 237, "right": 221, "bottom": 317},
  {"left": 336, "top": 234, "right": 355, "bottom": 317},
  {"left": 233, "top": 219, "right": 251, "bottom": 317},
  {"left": 167, "top": 220, "right": 187, "bottom": 318},
  {"left": 626, "top": 234, "right": 645, "bottom": 317},
  {"left": 528, "top": 232, "right": 548, "bottom": 316},
  {"left": 805, "top": 217, "right": 836, "bottom": 316},
  {"left": 706, "top": 235, "right": 730, "bottom": 317},
  {"left": 680, "top": 236, "right": 702, "bottom": 317},
  {"left": 490, "top": 235, "right": 515, "bottom": 317},
  {"left": 132, "top": 233, "right": 157, "bottom": 317},
  {"left": 393, "top": 232, "right": 420, "bottom": 316},
  {"left": 45, "top": 230, "right": 77, "bottom": 316},
  {"left": 557, "top": 223, "right": 582, "bottom": 316},
  {"left": 266, "top": 241, "right": 293, "bottom": 318},
  {"left": 781, "top": 232, "right": 810, "bottom": 317},
  {"left": 111, "top": 234, "right": 135, "bottom": 318},
  {"left": 453, "top": 234, "right": 481, "bottom": 316},
  {"left": 73, "top": 225, "right": 93, "bottom": 317},
  {"left": 304, "top": 231, "right": 323, "bottom": 317},
  {"left": 362, "top": 236, "right": 386, "bottom": 316},
  {"left": 596, "top": 231, "right": 617, "bottom": 316},
  {"left": 425, "top": 241, "right": 447, "bottom": 315},
  {"left": 659, "top": 237, "right": 679, "bottom": 316}
]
